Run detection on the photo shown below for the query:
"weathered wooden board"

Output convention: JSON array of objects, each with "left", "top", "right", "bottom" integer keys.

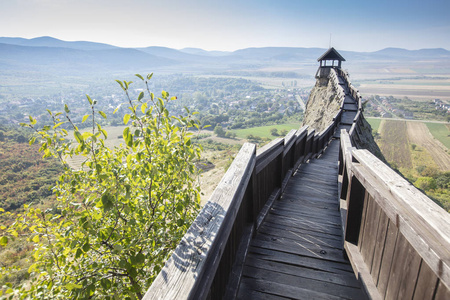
[
  {"left": 257, "top": 224, "right": 343, "bottom": 250},
  {"left": 412, "top": 261, "right": 438, "bottom": 300},
  {"left": 377, "top": 220, "right": 399, "bottom": 298},
  {"left": 385, "top": 233, "right": 421, "bottom": 300},
  {"left": 262, "top": 219, "right": 343, "bottom": 242},
  {"left": 370, "top": 210, "right": 389, "bottom": 283},
  {"left": 242, "top": 265, "right": 365, "bottom": 299},
  {"left": 434, "top": 280, "right": 450, "bottom": 300},
  {"left": 238, "top": 277, "right": 343, "bottom": 300},
  {"left": 245, "top": 256, "right": 360, "bottom": 288},
  {"left": 360, "top": 195, "right": 381, "bottom": 270},
  {"left": 248, "top": 246, "right": 354, "bottom": 273}
]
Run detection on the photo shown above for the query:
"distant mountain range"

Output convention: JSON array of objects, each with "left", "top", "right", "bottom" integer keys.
[{"left": 1, "top": 36, "right": 449, "bottom": 75}]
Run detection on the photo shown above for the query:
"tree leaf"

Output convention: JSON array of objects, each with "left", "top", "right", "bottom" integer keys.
[
  {"left": 99, "top": 111, "right": 107, "bottom": 119},
  {"left": 74, "top": 131, "right": 83, "bottom": 143},
  {"left": 135, "top": 74, "right": 144, "bottom": 81},
  {"left": 82, "top": 114, "right": 90, "bottom": 123},
  {"left": 116, "top": 80, "right": 125, "bottom": 90},
  {"left": 65, "top": 283, "right": 83, "bottom": 290},
  {"left": 86, "top": 95, "right": 93, "bottom": 105},
  {"left": 138, "top": 91, "right": 144, "bottom": 101},
  {"left": 0, "top": 236, "right": 8, "bottom": 246},
  {"left": 123, "top": 114, "right": 131, "bottom": 125},
  {"left": 64, "top": 104, "right": 70, "bottom": 114},
  {"left": 141, "top": 102, "right": 148, "bottom": 114},
  {"left": 29, "top": 136, "right": 36, "bottom": 145}
]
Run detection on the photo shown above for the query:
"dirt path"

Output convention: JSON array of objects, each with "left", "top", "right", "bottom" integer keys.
[{"left": 406, "top": 122, "right": 450, "bottom": 171}]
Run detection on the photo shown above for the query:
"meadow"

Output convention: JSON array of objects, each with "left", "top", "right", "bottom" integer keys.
[
  {"left": 231, "top": 123, "right": 303, "bottom": 139},
  {"left": 426, "top": 122, "right": 450, "bottom": 149}
]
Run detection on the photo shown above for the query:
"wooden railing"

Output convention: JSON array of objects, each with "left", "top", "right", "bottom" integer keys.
[
  {"left": 143, "top": 114, "right": 343, "bottom": 299},
  {"left": 339, "top": 129, "right": 450, "bottom": 299}
]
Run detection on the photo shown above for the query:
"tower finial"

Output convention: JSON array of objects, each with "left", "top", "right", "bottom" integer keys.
[{"left": 329, "top": 34, "right": 332, "bottom": 49}]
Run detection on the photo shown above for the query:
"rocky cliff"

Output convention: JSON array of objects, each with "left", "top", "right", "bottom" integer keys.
[
  {"left": 302, "top": 71, "right": 385, "bottom": 161},
  {"left": 302, "top": 77, "right": 341, "bottom": 133}
]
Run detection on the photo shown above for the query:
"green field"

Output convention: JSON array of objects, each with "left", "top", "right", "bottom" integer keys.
[
  {"left": 366, "top": 118, "right": 382, "bottom": 132},
  {"left": 425, "top": 123, "right": 450, "bottom": 149},
  {"left": 231, "top": 123, "right": 303, "bottom": 139}
]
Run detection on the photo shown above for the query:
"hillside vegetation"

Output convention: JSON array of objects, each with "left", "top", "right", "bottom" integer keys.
[
  {"left": 0, "top": 125, "right": 62, "bottom": 287},
  {"left": 369, "top": 118, "right": 450, "bottom": 211}
]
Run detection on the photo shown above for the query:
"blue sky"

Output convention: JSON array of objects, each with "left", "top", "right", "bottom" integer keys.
[{"left": 1, "top": 0, "right": 449, "bottom": 51}]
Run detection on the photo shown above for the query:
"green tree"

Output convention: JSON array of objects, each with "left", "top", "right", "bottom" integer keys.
[
  {"left": 415, "top": 177, "right": 437, "bottom": 191},
  {"left": 270, "top": 128, "right": 279, "bottom": 136},
  {"left": 0, "top": 74, "right": 202, "bottom": 299},
  {"left": 214, "top": 124, "right": 226, "bottom": 137}
]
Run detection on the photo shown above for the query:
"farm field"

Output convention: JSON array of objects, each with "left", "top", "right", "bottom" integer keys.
[
  {"left": 426, "top": 122, "right": 450, "bottom": 149},
  {"left": 373, "top": 119, "right": 449, "bottom": 211},
  {"left": 376, "top": 120, "right": 412, "bottom": 169},
  {"left": 231, "top": 123, "right": 302, "bottom": 139},
  {"left": 366, "top": 118, "right": 382, "bottom": 132},
  {"left": 407, "top": 122, "right": 450, "bottom": 171},
  {"left": 357, "top": 76, "right": 450, "bottom": 101}
]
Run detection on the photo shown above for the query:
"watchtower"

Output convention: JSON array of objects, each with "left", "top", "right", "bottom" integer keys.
[{"left": 315, "top": 47, "right": 346, "bottom": 79}]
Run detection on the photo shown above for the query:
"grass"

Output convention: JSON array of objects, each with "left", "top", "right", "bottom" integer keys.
[
  {"left": 366, "top": 118, "right": 382, "bottom": 132},
  {"left": 425, "top": 123, "right": 450, "bottom": 149},
  {"left": 231, "top": 123, "right": 302, "bottom": 139}
]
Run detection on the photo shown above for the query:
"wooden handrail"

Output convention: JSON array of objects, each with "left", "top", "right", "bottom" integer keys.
[{"left": 339, "top": 130, "right": 450, "bottom": 299}]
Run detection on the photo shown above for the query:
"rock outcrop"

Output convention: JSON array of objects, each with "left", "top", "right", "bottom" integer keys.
[
  {"left": 302, "top": 77, "right": 341, "bottom": 133},
  {"left": 302, "top": 70, "right": 385, "bottom": 161}
]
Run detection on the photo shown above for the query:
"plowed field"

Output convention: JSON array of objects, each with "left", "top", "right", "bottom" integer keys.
[{"left": 407, "top": 122, "right": 450, "bottom": 171}]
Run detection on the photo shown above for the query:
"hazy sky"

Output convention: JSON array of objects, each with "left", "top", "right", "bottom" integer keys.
[{"left": 1, "top": 0, "right": 449, "bottom": 51}]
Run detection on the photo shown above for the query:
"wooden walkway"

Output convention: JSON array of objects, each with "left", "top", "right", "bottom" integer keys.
[
  {"left": 237, "top": 140, "right": 365, "bottom": 299},
  {"left": 236, "top": 79, "right": 366, "bottom": 299}
]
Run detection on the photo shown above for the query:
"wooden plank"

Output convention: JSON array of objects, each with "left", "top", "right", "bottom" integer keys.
[
  {"left": 268, "top": 208, "right": 341, "bottom": 230},
  {"left": 255, "top": 138, "right": 283, "bottom": 173},
  {"left": 245, "top": 256, "right": 360, "bottom": 288},
  {"left": 223, "top": 224, "right": 254, "bottom": 300},
  {"left": 283, "top": 129, "right": 297, "bottom": 157},
  {"left": 270, "top": 205, "right": 341, "bottom": 223},
  {"left": 360, "top": 195, "right": 381, "bottom": 270},
  {"left": 262, "top": 219, "right": 343, "bottom": 242},
  {"left": 377, "top": 219, "right": 399, "bottom": 298},
  {"left": 257, "top": 224, "right": 343, "bottom": 250},
  {"left": 251, "top": 234, "right": 348, "bottom": 264},
  {"left": 238, "top": 277, "right": 343, "bottom": 300},
  {"left": 344, "top": 242, "right": 382, "bottom": 300},
  {"left": 357, "top": 191, "right": 369, "bottom": 252},
  {"left": 248, "top": 246, "right": 354, "bottom": 273},
  {"left": 256, "top": 188, "right": 281, "bottom": 231},
  {"left": 237, "top": 282, "right": 289, "bottom": 300},
  {"left": 345, "top": 175, "right": 366, "bottom": 244},
  {"left": 371, "top": 210, "right": 389, "bottom": 284},
  {"left": 412, "top": 260, "right": 438, "bottom": 300},
  {"left": 262, "top": 213, "right": 343, "bottom": 237},
  {"left": 395, "top": 239, "right": 422, "bottom": 300},
  {"left": 434, "top": 280, "right": 450, "bottom": 300},
  {"left": 242, "top": 265, "right": 365, "bottom": 299},
  {"left": 143, "top": 143, "right": 256, "bottom": 300}
]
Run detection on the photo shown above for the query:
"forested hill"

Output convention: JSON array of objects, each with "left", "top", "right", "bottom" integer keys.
[{"left": 0, "top": 125, "right": 62, "bottom": 212}]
